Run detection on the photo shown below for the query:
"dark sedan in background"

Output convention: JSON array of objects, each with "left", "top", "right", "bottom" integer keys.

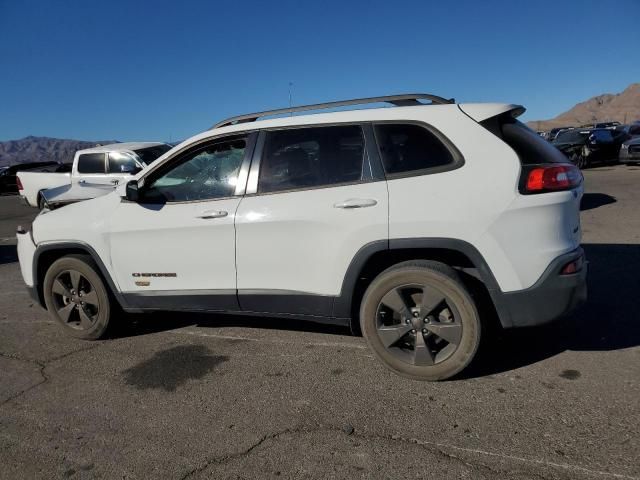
[
  {"left": 619, "top": 137, "right": 640, "bottom": 164},
  {"left": 552, "top": 128, "right": 621, "bottom": 168}
]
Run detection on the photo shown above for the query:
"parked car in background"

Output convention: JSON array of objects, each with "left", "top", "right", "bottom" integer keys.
[
  {"left": 18, "top": 142, "right": 172, "bottom": 209},
  {"left": 613, "top": 123, "right": 640, "bottom": 142},
  {"left": 552, "top": 128, "right": 620, "bottom": 168},
  {"left": 548, "top": 127, "right": 573, "bottom": 142},
  {"left": 1, "top": 162, "right": 67, "bottom": 195},
  {"left": 593, "top": 121, "right": 621, "bottom": 130},
  {"left": 619, "top": 137, "right": 640, "bottom": 164},
  {"left": 16, "top": 93, "right": 587, "bottom": 381}
]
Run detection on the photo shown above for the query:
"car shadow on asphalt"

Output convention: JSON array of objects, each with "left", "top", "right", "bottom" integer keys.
[
  {"left": 0, "top": 244, "right": 18, "bottom": 264},
  {"left": 4, "top": 241, "right": 638, "bottom": 379},
  {"left": 113, "top": 310, "right": 352, "bottom": 339},
  {"left": 580, "top": 193, "right": 616, "bottom": 211},
  {"left": 463, "top": 243, "right": 640, "bottom": 379}
]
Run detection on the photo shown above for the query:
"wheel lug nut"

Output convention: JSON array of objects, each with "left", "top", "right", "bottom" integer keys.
[
  {"left": 412, "top": 312, "right": 419, "bottom": 318},
  {"left": 405, "top": 319, "right": 410, "bottom": 324},
  {"left": 422, "top": 328, "right": 427, "bottom": 334},
  {"left": 411, "top": 329, "right": 416, "bottom": 334}
]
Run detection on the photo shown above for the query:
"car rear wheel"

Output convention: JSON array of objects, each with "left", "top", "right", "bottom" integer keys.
[
  {"left": 360, "top": 261, "right": 481, "bottom": 381},
  {"left": 570, "top": 153, "right": 587, "bottom": 169},
  {"left": 43, "top": 255, "right": 112, "bottom": 340}
]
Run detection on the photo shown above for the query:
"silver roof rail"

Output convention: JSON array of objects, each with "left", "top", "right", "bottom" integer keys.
[{"left": 211, "top": 93, "right": 455, "bottom": 129}]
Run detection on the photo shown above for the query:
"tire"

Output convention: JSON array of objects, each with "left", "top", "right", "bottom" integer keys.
[
  {"left": 360, "top": 260, "right": 481, "bottom": 381},
  {"left": 43, "top": 255, "right": 112, "bottom": 340},
  {"left": 570, "top": 153, "right": 587, "bottom": 169}
]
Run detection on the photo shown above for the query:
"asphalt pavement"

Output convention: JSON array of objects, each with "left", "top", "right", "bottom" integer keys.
[{"left": 0, "top": 165, "right": 638, "bottom": 479}]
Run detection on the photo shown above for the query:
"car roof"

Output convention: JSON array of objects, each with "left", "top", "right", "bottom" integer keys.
[
  {"left": 173, "top": 102, "right": 518, "bottom": 151},
  {"left": 77, "top": 142, "right": 166, "bottom": 154}
]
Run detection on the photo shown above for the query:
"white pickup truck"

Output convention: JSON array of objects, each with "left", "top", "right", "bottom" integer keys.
[{"left": 18, "top": 142, "right": 172, "bottom": 209}]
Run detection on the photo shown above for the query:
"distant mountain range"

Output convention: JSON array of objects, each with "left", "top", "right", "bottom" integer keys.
[
  {"left": 527, "top": 83, "right": 640, "bottom": 131},
  {"left": 4, "top": 85, "right": 639, "bottom": 165},
  {"left": 0, "top": 136, "right": 118, "bottom": 167}
]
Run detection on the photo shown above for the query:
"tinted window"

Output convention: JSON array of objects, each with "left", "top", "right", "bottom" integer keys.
[
  {"left": 108, "top": 151, "right": 139, "bottom": 173},
  {"left": 144, "top": 137, "right": 246, "bottom": 202},
  {"left": 554, "top": 130, "right": 587, "bottom": 144},
  {"left": 77, "top": 153, "right": 105, "bottom": 173},
  {"left": 259, "top": 125, "right": 364, "bottom": 194},
  {"left": 589, "top": 129, "right": 613, "bottom": 142},
  {"left": 134, "top": 145, "right": 172, "bottom": 165},
  {"left": 374, "top": 124, "right": 454, "bottom": 175},
  {"left": 628, "top": 125, "right": 640, "bottom": 136},
  {"left": 481, "top": 117, "right": 568, "bottom": 164}
]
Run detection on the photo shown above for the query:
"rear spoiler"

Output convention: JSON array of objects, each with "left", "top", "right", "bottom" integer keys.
[{"left": 458, "top": 103, "right": 525, "bottom": 122}]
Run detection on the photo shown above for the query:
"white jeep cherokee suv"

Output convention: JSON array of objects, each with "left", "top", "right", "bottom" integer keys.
[{"left": 16, "top": 94, "right": 587, "bottom": 380}]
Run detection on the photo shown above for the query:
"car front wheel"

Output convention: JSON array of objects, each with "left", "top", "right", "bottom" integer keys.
[
  {"left": 43, "top": 255, "right": 112, "bottom": 340},
  {"left": 360, "top": 261, "right": 481, "bottom": 381}
]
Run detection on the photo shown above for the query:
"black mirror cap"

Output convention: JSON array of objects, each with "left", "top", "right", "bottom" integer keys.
[{"left": 125, "top": 180, "right": 139, "bottom": 202}]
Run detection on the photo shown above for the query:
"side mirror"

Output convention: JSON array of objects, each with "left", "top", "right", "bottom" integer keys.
[
  {"left": 121, "top": 164, "right": 142, "bottom": 175},
  {"left": 125, "top": 180, "right": 140, "bottom": 202}
]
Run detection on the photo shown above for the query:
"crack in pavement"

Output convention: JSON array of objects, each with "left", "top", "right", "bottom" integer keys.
[
  {"left": 179, "top": 424, "right": 639, "bottom": 480},
  {"left": 0, "top": 343, "right": 103, "bottom": 408}
]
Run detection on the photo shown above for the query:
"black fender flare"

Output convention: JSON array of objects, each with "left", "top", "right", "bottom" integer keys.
[
  {"left": 32, "top": 242, "right": 132, "bottom": 311},
  {"left": 332, "top": 238, "right": 513, "bottom": 328}
]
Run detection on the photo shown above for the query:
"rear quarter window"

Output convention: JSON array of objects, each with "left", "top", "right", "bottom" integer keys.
[{"left": 374, "top": 123, "right": 460, "bottom": 176}]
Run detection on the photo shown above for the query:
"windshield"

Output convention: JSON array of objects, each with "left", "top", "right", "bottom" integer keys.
[
  {"left": 554, "top": 130, "right": 588, "bottom": 144},
  {"left": 133, "top": 145, "right": 172, "bottom": 166}
]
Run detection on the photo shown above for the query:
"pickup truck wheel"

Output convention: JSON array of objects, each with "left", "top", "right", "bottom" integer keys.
[
  {"left": 43, "top": 255, "right": 112, "bottom": 340},
  {"left": 360, "top": 261, "right": 480, "bottom": 381}
]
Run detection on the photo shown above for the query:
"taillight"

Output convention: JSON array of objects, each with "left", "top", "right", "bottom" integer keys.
[
  {"left": 521, "top": 164, "right": 582, "bottom": 194},
  {"left": 560, "top": 255, "right": 584, "bottom": 275},
  {"left": 16, "top": 176, "right": 23, "bottom": 191}
]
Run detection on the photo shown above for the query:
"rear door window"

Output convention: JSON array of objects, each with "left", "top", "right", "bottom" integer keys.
[
  {"left": 77, "top": 153, "right": 106, "bottom": 173},
  {"left": 258, "top": 125, "right": 365, "bottom": 194},
  {"left": 374, "top": 123, "right": 457, "bottom": 176}
]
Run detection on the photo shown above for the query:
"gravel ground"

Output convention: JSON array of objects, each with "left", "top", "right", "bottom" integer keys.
[{"left": 0, "top": 165, "right": 638, "bottom": 479}]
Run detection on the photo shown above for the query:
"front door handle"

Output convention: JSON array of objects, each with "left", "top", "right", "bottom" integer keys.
[
  {"left": 197, "top": 210, "right": 228, "bottom": 219},
  {"left": 333, "top": 198, "right": 378, "bottom": 209},
  {"left": 111, "top": 179, "right": 120, "bottom": 185}
]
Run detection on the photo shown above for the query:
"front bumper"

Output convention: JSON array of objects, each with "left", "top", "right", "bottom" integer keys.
[
  {"left": 495, "top": 248, "right": 587, "bottom": 328},
  {"left": 619, "top": 147, "right": 640, "bottom": 162}
]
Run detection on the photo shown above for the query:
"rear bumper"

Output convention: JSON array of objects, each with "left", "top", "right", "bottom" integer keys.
[{"left": 494, "top": 247, "right": 587, "bottom": 328}]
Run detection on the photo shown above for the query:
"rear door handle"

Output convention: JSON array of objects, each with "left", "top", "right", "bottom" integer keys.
[
  {"left": 333, "top": 198, "right": 377, "bottom": 209},
  {"left": 111, "top": 179, "right": 120, "bottom": 185},
  {"left": 197, "top": 210, "right": 228, "bottom": 219}
]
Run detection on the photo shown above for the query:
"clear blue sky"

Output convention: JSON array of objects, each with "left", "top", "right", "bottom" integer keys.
[{"left": 1, "top": 0, "right": 638, "bottom": 142}]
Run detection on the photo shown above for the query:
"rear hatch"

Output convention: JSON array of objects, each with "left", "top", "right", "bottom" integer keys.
[{"left": 462, "top": 104, "right": 583, "bottom": 250}]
